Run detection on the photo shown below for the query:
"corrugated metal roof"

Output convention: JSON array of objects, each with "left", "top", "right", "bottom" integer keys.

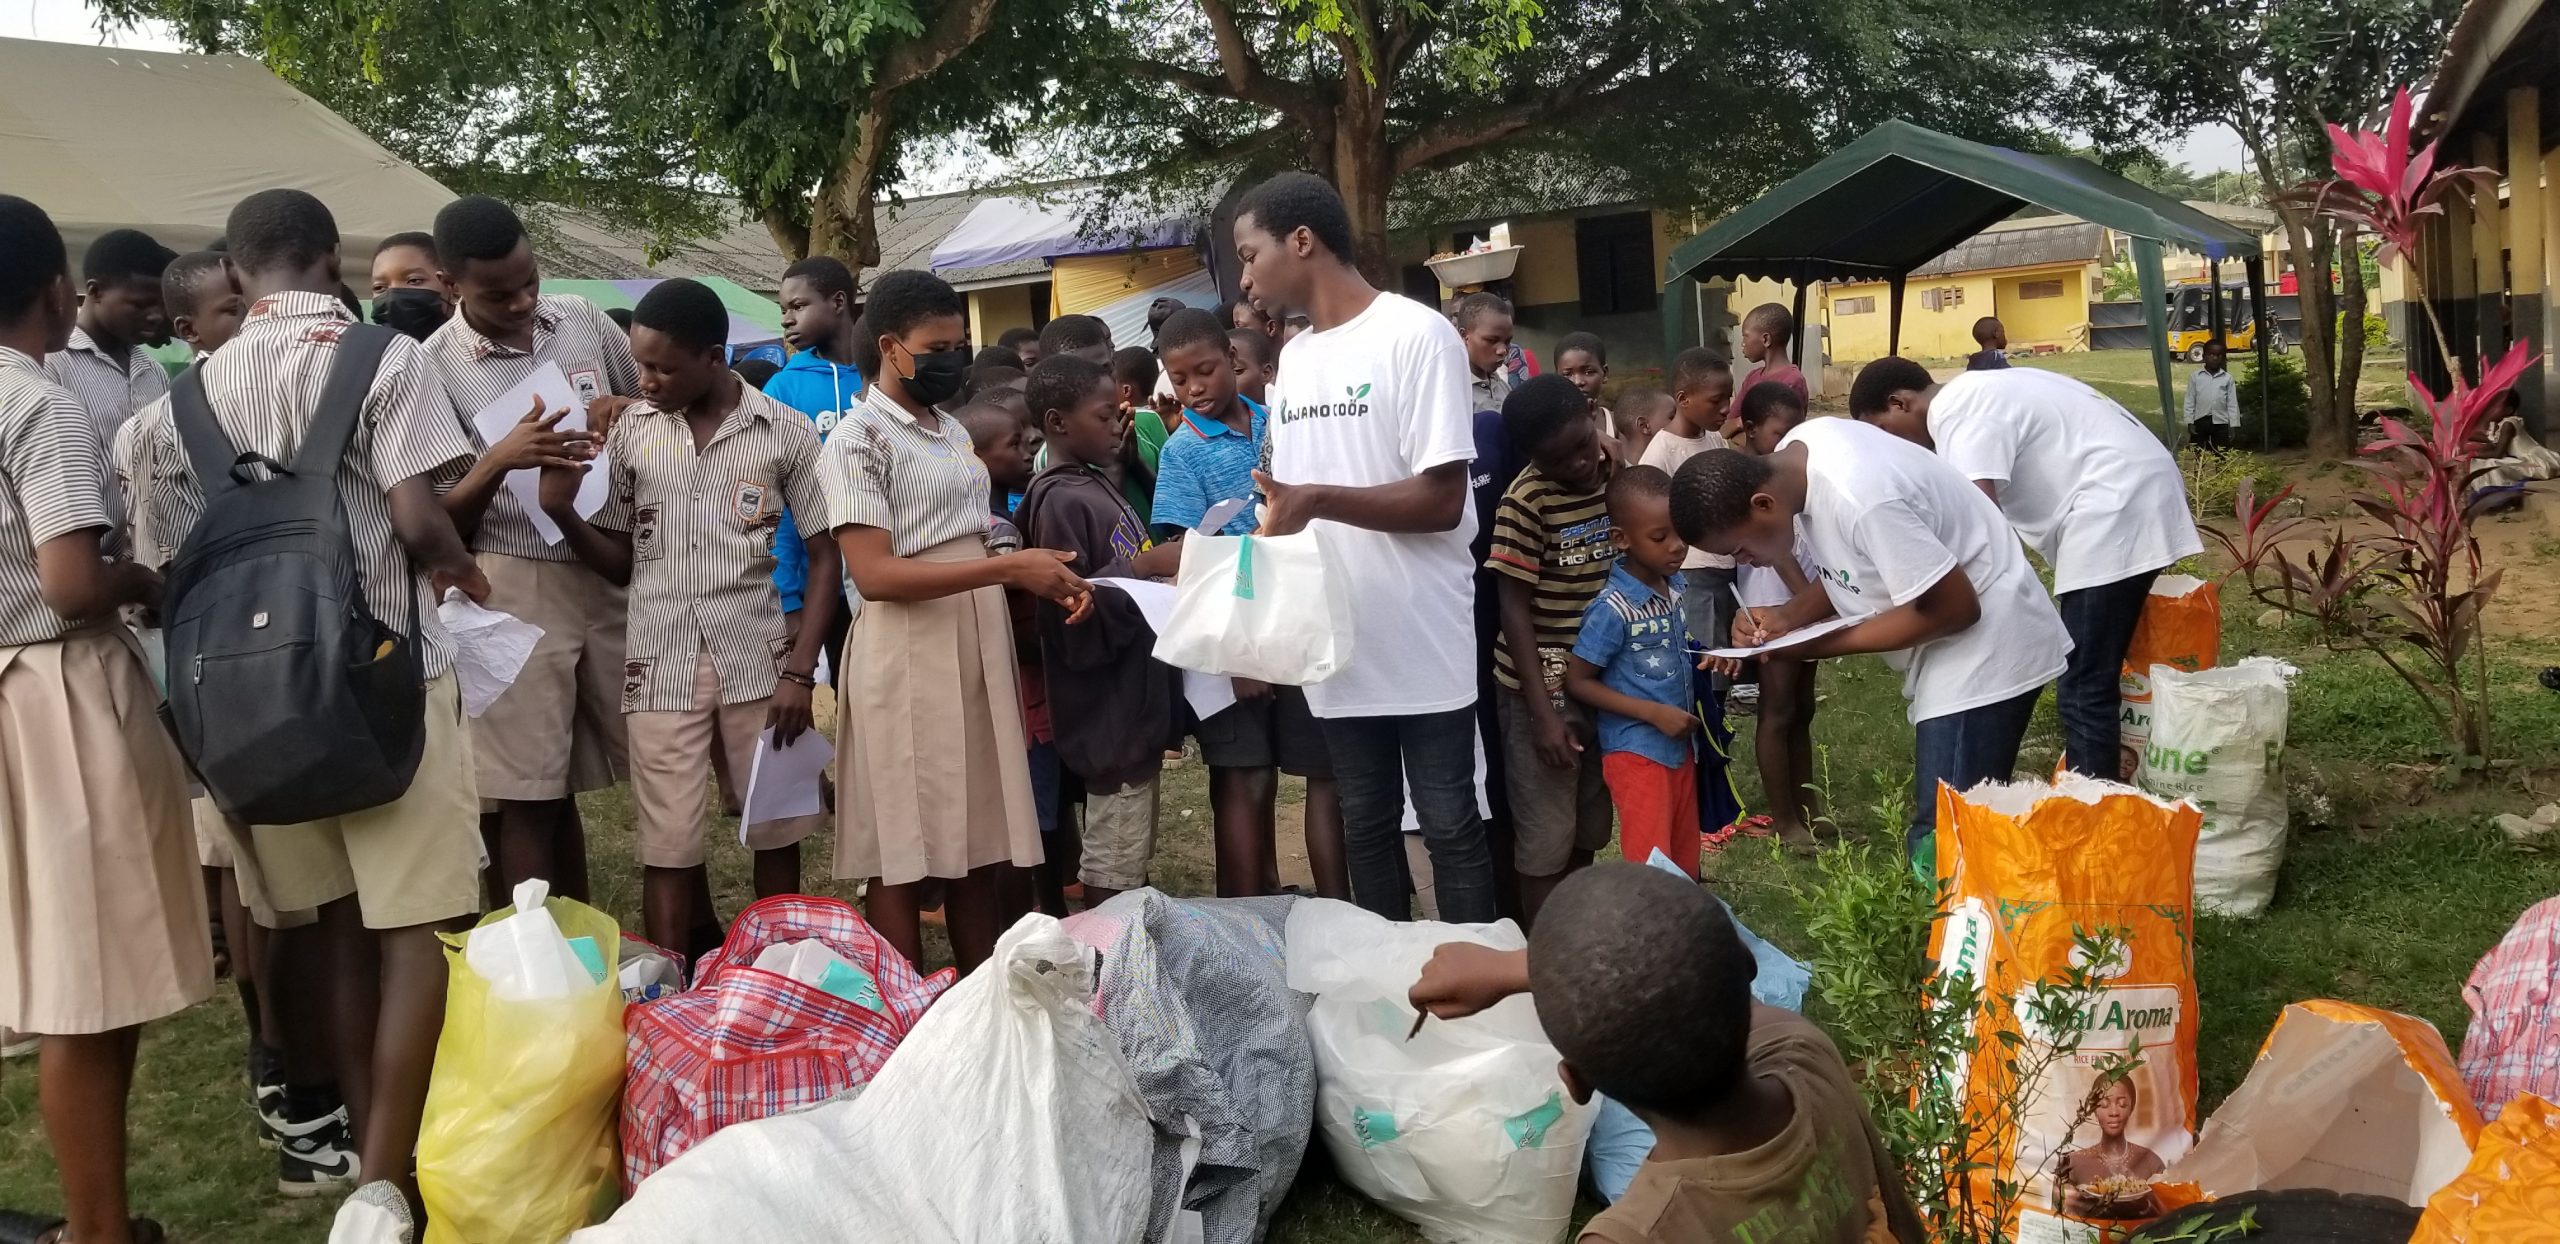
[{"left": 1911, "top": 221, "right": 2106, "bottom": 276}]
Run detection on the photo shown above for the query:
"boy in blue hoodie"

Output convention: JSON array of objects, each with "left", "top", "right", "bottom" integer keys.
[{"left": 765, "top": 256, "right": 865, "bottom": 654}]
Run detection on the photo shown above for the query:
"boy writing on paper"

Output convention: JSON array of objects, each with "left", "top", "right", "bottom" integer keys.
[
  {"left": 1017, "top": 355, "right": 1183, "bottom": 907},
  {"left": 539, "top": 278, "right": 837, "bottom": 955},
  {"left": 1667, "top": 419, "right": 2070, "bottom": 867},
  {"left": 1850, "top": 357, "right": 2198, "bottom": 782}
]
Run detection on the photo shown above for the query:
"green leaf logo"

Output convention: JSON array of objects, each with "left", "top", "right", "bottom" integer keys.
[{"left": 1349, "top": 383, "right": 1371, "bottom": 399}]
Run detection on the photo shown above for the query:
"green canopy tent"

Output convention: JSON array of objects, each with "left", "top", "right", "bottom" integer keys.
[{"left": 1663, "top": 120, "right": 2266, "bottom": 437}]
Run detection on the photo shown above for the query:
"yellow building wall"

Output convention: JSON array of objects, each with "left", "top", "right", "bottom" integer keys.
[
  {"left": 1498, "top": 217, "right": 1581, "bottom": 306},
  {"left": 1825, "top": 273, "right": 1998, "bottom": 359},
  {"left": 1992, "top": 266, "right": 2092, "bottom": 348},
  {"left": 968, "top": 284, "right": 1037, "bottom": 345}
]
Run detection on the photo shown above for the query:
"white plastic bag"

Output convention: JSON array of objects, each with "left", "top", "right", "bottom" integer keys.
[
  {"left": 438, "top": 588, "right": 544, "bottom": 718},
  {"left": 576, "top": 915, "right": 1153, "bottom": 1244},
  {"left": 2140, "top": 657, "right": 2292, "bottom": 917},
  {"left": 1152, "top": 531, "right": 1353, "bottom": 685},
  {"left": 1285, "top": 899, "right": 1593, "bottom": 1244},
  {"left": 466, "top": 879, "right": 603, "bottom": 1002}
]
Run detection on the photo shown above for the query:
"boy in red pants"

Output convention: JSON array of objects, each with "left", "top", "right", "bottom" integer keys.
[{"left": 1565, "top": 465, "right": 1705, "bottom": 877}]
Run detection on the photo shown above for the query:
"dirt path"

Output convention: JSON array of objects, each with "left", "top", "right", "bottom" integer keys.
[{"left": 2261, "top": 464, "right": 2560, "bottom": 635}]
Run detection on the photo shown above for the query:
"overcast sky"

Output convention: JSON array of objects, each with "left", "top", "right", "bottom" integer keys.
[{"left": 16, "top": 0, "right": 2255, "bottom": 178}]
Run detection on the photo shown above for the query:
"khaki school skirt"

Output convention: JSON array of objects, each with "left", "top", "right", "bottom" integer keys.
[
  {"left": 835, "top": 535, "right": 1041, "bottom": 885},
  {"left": 0, "top": 627, "right": 212, "bottom": 1034}
]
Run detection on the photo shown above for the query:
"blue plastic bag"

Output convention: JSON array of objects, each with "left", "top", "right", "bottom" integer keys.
[{"left": 1585, "top": 852, "right": 1812, "bottom": 1202}]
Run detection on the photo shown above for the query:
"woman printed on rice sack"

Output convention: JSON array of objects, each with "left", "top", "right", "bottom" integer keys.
[
  {"left": 822, "top": 269, "right": 1092, "bottom": 974},
  {"left": 2062, "top": 1077, "right": 2164, "bottom": 1219}
]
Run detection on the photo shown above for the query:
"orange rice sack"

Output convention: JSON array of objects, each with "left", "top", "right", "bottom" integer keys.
[
  {"left": 2117, "top": 575, "right": 2220, "bottom": 778},
  {"left": 2412, "top": 1094, "right": 2560, "bottom": 1243},
  {"left": 1929, "top": 775, "right": 2203, "bottom": 1243}
]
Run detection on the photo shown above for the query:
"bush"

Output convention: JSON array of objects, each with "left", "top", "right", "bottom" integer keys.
[
  {"left": 2335, "top": 310, "right": 2392, "bottom": 351},
  {"left": 2236, "top": 350, "right": 2310, "bottom": 448},
  {"left": 2184, "top": 448, "right": 2285, "bottom": 522}
]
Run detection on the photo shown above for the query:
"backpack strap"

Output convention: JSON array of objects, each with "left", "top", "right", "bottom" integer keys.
[
  {"left": 290, "top": 323, "right": 398, "bottom": 479},
  {"left": 169, "top": 364, "right": 249, "bottom": 499}
]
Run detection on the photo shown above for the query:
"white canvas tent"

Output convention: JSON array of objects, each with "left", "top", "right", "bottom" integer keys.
[{"left": 0, "top": 36, "right": 455, "bottom": 258}]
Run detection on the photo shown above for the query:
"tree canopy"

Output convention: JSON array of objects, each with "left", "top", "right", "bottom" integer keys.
[
  {"left": 1034, "top": 0, "right": 2082, "bottom": 274},
  {"left": 100, "top": 0, "right": 1081, "bottom": 273}
]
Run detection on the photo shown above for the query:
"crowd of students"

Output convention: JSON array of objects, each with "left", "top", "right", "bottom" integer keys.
[{"left": 0, "top": 164, "right": 2203, "bottom": 1244}]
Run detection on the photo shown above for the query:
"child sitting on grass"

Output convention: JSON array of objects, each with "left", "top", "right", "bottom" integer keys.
[
  {"left": 1565, "top": 466, "right": 1711, "bottom": 875},
  {"left": 1409, "top": 862, "right": 1926, "bottom": 1244}
]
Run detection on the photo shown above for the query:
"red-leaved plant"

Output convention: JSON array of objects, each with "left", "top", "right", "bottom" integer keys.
[{"left": 2210, "top": 87, "right": 2535, "bottom": 762}]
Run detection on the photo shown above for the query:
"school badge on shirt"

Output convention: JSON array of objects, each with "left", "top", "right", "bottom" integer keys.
[
  {"left": 732, "top": 480, "right": 769, "bottom": 524},
  {"left": 569, "top": 368, "right": 604, "bottom": 406},
  {"left": 632, "top": 504, "right": 663, "bottom": 562}
]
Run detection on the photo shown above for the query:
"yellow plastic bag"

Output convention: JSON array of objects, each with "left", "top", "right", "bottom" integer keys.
[
  {"left": 1929, "top": 775, "right": 2203, "bottom": 1241},
  {"left": 2117, "top": 575, "right": 2220, "bottom": 778},
  {"left": 2414, "top": 1093, "right": 2560, "bottom": 1242},
  {"left": 417, "top": 888, "right": 627, "bottom": 1244}
]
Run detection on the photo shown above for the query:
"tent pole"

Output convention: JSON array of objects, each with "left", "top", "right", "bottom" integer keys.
[
  {"left": 1790, "top": 280, "right": 1810, "bottom": 365},
  {"left": 1665, "top": 271, "right": 1697, "bottom": 365},
  {"left": 2208, "top": 256, "right": 2226, "bottom": 344},
  {"left": 1888, "top": 272, "right": 1909, "bottom": 357},
  {"left": 2133, "top": 238, "right": 2178, "bottom": 441},
  {"left": 2246, "top": 255, "right": 2270, "bottom": 450}
]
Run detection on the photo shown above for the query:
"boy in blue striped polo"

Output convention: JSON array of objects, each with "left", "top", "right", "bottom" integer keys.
[{"left": 1149, "top": 307, "right": 1345, "bottom": 899}]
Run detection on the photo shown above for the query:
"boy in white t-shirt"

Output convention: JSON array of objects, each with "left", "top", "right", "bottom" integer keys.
[
  {"left": 1851, "top": 358, "right": 2200, "bottom": 781},
  {"left": 1666, "top": 421, "right": 2070, "bottom": 862},
  {"left": 1236, "top": 171, "right": 1495, "bottom": 925}
]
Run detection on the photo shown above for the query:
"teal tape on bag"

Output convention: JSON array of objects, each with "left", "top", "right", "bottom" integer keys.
[
  {"left": 1232, "top": 534, "right": 1257, "bottom": 600},
  {"left": 1351, "top": 1104, "right": 1400, "bottom": 1149},
  {"left": 1505, "top": 1091, "right": 1565, "bottom": 1149}
]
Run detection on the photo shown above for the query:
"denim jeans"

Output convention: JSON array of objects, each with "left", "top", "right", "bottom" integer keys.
[
  {"left": 1321, "top": 706, "right": 1496, "bottom": 923},
  {"left": 1908, "top": 686, "right": 2045, "bottom": 855},
  {"left": 2055, "top": 569, "right": 2161, "bottom": 779}
]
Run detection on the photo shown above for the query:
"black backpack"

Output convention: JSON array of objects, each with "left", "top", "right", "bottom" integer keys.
[{"left": 163, "top": 323, "right": 428, "bottom": 825}]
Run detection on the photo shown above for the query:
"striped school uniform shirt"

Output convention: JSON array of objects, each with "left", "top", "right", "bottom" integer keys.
[
  {"left": 1484, "top": 462, "right": 1618, "bottom": 693},
  {"left": 821, "top": 381, "right": 992, "bottom": 556},
  {"left": 421, "top": 294, "right": 641, "bottom": 561},
  {"left": 593, "top": 380, "right": 830, "bottom": 712},
  {"left": 44, "top": 326, "right": 170, "bottom": 446},
  {"left": 0, "top": 347, "right": 122, "bottom": 646},
  {"left": 130, "top": 292, "right": 478, "bottom": 677}
]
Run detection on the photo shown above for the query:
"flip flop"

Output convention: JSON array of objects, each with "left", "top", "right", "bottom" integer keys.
[{"left": 0, "top": 1210, "right": 64, "bottom": 1244}]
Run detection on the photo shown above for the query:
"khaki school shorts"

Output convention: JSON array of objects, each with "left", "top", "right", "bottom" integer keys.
[
  {"left": 250, "top": 673, "right": 484, "bottom": 929},
  {"left": 472, "top": 552, "right": 629, "bottom": 802},
  {"left": 628, "top": 654, "right": 821, "bottom": 869}
]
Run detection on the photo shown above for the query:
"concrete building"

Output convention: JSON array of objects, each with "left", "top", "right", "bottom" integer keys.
[{"left": 2407, "top": 0, "right": 2558, "bottom": 438}]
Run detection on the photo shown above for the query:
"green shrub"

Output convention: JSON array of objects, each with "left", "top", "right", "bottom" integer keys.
[
  {"left": 2335, "top": 310, "right": 2392, "bottom": 351},
  {"left": 2236, "top": 350, "right": 2309, "bottom": 448},
  {"left": 2183, "top": 448, "right": 2285, "bottom": 522}
]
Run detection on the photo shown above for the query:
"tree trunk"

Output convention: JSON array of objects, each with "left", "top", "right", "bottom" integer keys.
[
  {"left": 2334, "top": 222, "right": 2369, "bottom": 434},
  {"left": 806, "top": 100, "right": 894, "bottom": 289},
  {"left": 1330, "top": 73, "right": 1394, "bottom": 284},
  {"left": 762, "top": 208, "right": 811, "bottom": 263},
  {"left": 2285, "top": 206, "right": 2349, "bottom": 459}
]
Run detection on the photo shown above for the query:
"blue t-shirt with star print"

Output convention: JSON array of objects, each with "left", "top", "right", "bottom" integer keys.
[{"left": 1572, "top": 561, "right": 1694, "bottom": 767}]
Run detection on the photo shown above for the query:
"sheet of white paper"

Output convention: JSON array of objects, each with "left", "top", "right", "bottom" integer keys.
[
  {"left": 467, "top": 360, "right": 611, "bottom": 545},
  {"left": 740, "top": 726, "right": 834, "bottom": 842},
  {"left": 1700, "top": 613, "right": 1858, "bottom": 660},
  {"left": 1092, "top": 577, "right": 1236, "bottom": 720},
  {"left": 437, "top": 590, "right": 544, "bottom": 717}
]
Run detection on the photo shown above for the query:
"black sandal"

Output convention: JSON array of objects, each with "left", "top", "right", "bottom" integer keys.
[{"left": 0, "top": 1210, "right": 64, "bottom": 1244}]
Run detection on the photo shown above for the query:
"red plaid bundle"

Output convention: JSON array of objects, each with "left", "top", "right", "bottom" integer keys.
[
  {"left": 2462, "top": 894, "right": 2560, "bottom": 1116},
  {"left": 620, "top": 895, "right": 955, "bottom": 1191}
]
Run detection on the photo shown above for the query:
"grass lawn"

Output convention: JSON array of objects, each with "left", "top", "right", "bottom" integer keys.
[{"left": 7, "top": 473, "right": 2558, "bottom": 1241}]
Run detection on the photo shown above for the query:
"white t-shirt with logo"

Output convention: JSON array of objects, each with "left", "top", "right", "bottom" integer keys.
[
  {"left": 1927, "top": 368, "right": 2203, "bottom": 594},
  {"left": 1780, "top": 417, "right": 2070, "bottom": 723},
  {"left": 1269, "top": 290, "right": 1480, "bottom": 718}
]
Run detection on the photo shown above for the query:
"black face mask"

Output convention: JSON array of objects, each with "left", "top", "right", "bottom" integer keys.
[
  {"left": 897, "top": 341, "right": 970, "bottom": 407},
  {"left": 372, "top": 287, "right": 450, "bottom": 342}
]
